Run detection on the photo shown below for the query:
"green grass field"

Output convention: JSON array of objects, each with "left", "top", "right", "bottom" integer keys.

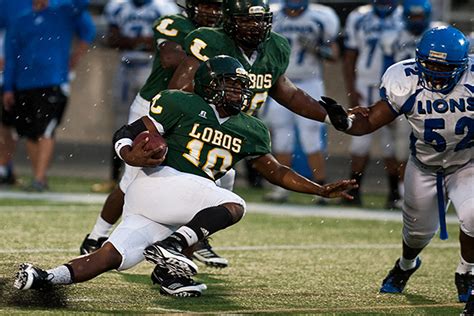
[{"left": 0, "top": 193, "right": 466, "bottom": 315}]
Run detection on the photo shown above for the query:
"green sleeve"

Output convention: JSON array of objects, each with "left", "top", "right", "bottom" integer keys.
[
  {"left": 148, "top": 90, "right": 185, "bottom": 133},
  {"left": 153, "top": 14, "right": 195, "bottom": 45},
  {"left": 268, "top": 32, "right": 291, "bottom": 79},
  {"left": 183, "top": 27, "right": 228, "bottom": 61}
]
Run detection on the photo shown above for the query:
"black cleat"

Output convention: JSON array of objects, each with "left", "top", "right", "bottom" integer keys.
[
  {"left": 456, "top": 272, "right": 474, "bottom": 303},
  {"left": 192, "top": 238, "right": 228, "bottom": 268},
  {"left": 144, "top": 240, "right": 198, "bottom": 278},
  {"left": 159, "top": 276, "right": 206, "bottom": 297},
  {"left": 462, "top": 291, "right": 474, "bottom": 316},
  {"left": 14, "top": 263, "right": 51, "bottom": 290},
  {"left": 80, "top": 234, "right": 108, "bottom": 255},
  {"left": 380, "top": 258, "right": 421, "bottom": 293}
]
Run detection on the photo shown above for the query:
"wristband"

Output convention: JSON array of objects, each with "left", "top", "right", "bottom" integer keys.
[{"left": 114, "top": 138, "right": 133, "bottom": 160}]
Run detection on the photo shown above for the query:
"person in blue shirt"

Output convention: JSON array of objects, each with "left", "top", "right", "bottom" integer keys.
[
  {"left": 0, "top": 0, "right": 90, "bottom": 185},
  {"left": 2, "top": 3, "right": 95, "bottom": 191}
]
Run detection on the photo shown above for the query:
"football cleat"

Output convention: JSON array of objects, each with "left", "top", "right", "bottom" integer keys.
[
  {"left": 456, "top": 272, "right": 474, "bottom": 303},
  {"left": 152, "top": 265, "right": 207, "bottom": 290},
  {"left": 192, "top": 238, "right": 229, "bottom": 268},
  {"left": 159, "top": 276, "right": 206, "bottom": 297},
  {"left": 144, "top": 240, "right": 198, "bottom": 278},
  {"left": 380, "top": 258, "right": 421, "bottom": 293},
  {"left": 14, "top": 263, "right": 51, "bottom": 290},
  {"left": 80, "top": 234, "right": 108, "bottom": 255},
  {"left": 462, "top": 290, "right": 474, "bottom": 316}
]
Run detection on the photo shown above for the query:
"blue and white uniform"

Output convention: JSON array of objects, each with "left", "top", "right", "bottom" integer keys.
[
  {"left": 344, "top": 4, "right": 403, "bottom": 156},
  {"left": 380, "top": 21, "right": 446, "bottom": 162},
  {"left": 381, "top": 58, "right": 474, "bottom": 246},
  {"left": 104, "top": 0, "right": 178, "bottom": 128},
  {"left": 263, "top": 3, "right": 339, "bottom": 154}
]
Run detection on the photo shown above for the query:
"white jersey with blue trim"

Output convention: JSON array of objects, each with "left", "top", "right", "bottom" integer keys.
[
  {"left": 381, "top": 58, "right": 474, "bottom": 168},
  {"left": 271, "top": 3, "right": 339, "bottom": 81},
  {"left": 104, "top": 0, "right": 178, "bottom": 62},
  {"left": 0, "top": 29, "right": 4, "bottom": 86},
  {"left": 381, "top": 22, "right": 446, "bottom": 63},
  {"left": 344, "top": 4, "right": 403, "bottom": 85}
]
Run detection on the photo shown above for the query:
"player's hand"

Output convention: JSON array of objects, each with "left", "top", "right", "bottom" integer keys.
[
  {"left": 348, "top": 106, "right": 369, "bottom": 117},
  {"left": 319, "top": 96, "right": 351, "bottom": 131},
  {"left": 3, "top": 92, "right": 15, "bottom": 111},
  {"left": 317, "top": 179, "right": 358, "bottom": 199},
  {"left": 120, "top": 138, "right": 165, "bottom": 167}
]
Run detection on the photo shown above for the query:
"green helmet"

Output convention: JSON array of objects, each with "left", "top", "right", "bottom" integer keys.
[
  {"left": 177, "top": 0, "right": 224, "bottom": 27},
  {"left": 223, "top": 0, "right": 273, "bottom": 49},
  {"left": 194, "top": 55, "right": 253, "bottom": 115}
]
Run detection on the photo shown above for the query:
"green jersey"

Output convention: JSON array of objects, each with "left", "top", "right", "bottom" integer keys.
[
  {"left": 183, "top": 28, "right": 291, "bottom": 115},
  {"left": 139, "top": 14, "right": 196, "bottom": 101},
  {"left": 149, "top": 90, "right": 271, "bottom": 181}
]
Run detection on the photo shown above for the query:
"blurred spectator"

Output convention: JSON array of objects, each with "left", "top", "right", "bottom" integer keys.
[
  {"left": 263, "top": 0, "right": 340, "bottom": 204},
  {"left": 0, "top": 0, "right": 90, "bottom": 186},
  {"left": 342, "top": 0, "right": 404, "bottom": 208},
  {"left": 91, "top": 0, "right": 178, "bottom": 193},
  {"left": 2, "top": 3, "right": 95, "bottom": 191}
]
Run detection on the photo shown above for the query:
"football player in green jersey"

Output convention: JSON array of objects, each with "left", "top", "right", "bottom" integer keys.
[
  {"left": 81, "top": 0, "right": 228, "bottom": 266},
  {"left": 16, "top": 56, "right": 357, "bottom": 297}
]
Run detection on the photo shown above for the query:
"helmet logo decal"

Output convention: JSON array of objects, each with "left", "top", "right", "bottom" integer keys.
[
  {"left": 236, "top": 68, "right": 248, "bottom": 76},
  {"left": 249, "top": 6, "right": 265, "bottom": 14},
  {"left": 428, "top": 50, "right": 447, "bottom": 61}
]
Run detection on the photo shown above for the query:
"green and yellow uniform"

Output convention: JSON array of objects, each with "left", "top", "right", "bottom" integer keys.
[
  {"left": 139, "top": 14, "right": 196, "bottom": 101},
  {"left": 149, "top": 90, "right": 271, "bottom": 181},
  {"left": 183, "top": 27, "right": 291, "bottom": 115}
]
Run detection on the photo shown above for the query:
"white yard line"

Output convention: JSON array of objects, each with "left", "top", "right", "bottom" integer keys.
[{"left": 0, "top": 191, "right": 460, "bottom": 223}]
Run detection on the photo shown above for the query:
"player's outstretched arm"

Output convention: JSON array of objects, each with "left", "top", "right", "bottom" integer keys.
[
  {"left": 269, "top": 75, "right": 327, "bottom": 123},
  {"left": 168, "top": 55, "right": 201, "bottom": 91},
  {"left": 251, "top": 154, "right": 357, "bottom": 199},
  {"left": 320, "top": 97, "right": 397, "bottom": 135}
]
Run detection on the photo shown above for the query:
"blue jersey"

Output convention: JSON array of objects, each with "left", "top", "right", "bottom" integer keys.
[
  {"left": 3, "top": 6, "right": 95, "bottom": 91},
  {"left": 381, "top": 58, "right": 474, "bottom": 168}
]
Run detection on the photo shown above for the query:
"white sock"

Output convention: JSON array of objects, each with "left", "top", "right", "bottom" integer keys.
[
  {"left": 456, "top": 255, "right": 474, "bottom": 274},
  {"left": 175, "top": 226, "right": 199, "bottom": 247},
  {"left": 46, "top": 265, "right": 72, "bottom": 285},
  {"left": 89, "top": 215, "right": 113, "bottom": 241},
  {"left": 399, "top": 256, "right": 418, "bottom": 271}
]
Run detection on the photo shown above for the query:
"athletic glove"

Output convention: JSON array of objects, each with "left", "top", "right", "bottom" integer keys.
[{"left": 319, "top": 96, "right": 352, "bottom": 131}]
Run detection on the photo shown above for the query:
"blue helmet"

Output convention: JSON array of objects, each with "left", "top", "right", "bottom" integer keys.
[
  {"left": 373, "top": 0, "right": 398, "bottom": 18},
  {"left": 284, "top": 0, "right": 308, "bottom": 11},
  {"left": 415, "top": 26, "right": 470, "bottom": 93},
  {"left": 403, "top": 0, "right": 432, "bottom": 35}
]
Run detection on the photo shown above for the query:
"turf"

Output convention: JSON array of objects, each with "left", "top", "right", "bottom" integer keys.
[{"left": 0, "top": 200, "right": 465, "bottom": 314}]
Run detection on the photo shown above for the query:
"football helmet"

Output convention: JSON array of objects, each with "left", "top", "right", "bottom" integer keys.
[
  {"left": 403, "top": 0, "right": 431, "bottom": 35},
  {"left": 284, "top": 0, "right": 309, "bottom": 12},
  {"left": 179, "top": 0, "right": 224, "bottom": 27},
  {"left": 415, "top": 26, "right": 470, "bottom": 93},
  {"left": 194, "top": 55, "right": 252, "bottom": 116},
  {"left": 223, "top": 0, "right": 273, "bottom": 50},
  {"left": 373, "top": 0, "right": 398, "bottom": 18}
]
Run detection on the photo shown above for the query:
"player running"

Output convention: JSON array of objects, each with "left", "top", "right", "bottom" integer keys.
[{"left": 322, "top": 26, "right": 474, "bottom": 314}]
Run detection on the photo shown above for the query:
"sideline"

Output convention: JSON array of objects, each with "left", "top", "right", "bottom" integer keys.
[{"left": 0, "top": 190, "right": 459, "bottom": 223}]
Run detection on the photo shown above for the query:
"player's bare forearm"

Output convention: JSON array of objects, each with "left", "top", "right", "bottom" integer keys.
[
  {"left": 251, "top": 154, "right": 357, "bottom": 199},
  {"left": 168, "top": 55, "right": 200, "bottom": 91},
  {"left": 346, "top": 100, "right": 397, "bottom": 135},
  {"left": 270, "top": 75, "right": 327, "bottom": 122},
  {"left": 159, "top": 41, "right": 186, "bottom": 69}
]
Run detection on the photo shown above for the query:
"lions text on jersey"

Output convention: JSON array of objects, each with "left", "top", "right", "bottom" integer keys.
[
  {"left": 381, "top": 58, "right": 474, "bottom": 169},
  {"left": 344, "top": 4, "right": 404, "bottom": 85}
]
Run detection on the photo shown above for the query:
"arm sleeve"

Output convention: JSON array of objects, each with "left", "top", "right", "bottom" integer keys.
[
  {"left": 148, "top": 91, "right": 183, "bottom": 133},
  {"left": 379, "top": 63, "right": 418, "bottom": 114},
  {"left": 343, "top": 11, "right": 358, "bottom": 50},
  {"left": 153, "top": 15, "right": 191, "bottom": 45},
  {"left": 184, "top": 28, "right": 221, "bottom": 62}
]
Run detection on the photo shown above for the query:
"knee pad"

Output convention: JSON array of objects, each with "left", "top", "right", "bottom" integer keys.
[{"left": 402, "top": 227, "right": 435, "bottom": 249}]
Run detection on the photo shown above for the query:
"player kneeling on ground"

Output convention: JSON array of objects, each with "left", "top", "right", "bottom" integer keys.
[
  {"left": 322, "top": 26, "right": 473, "bottom": 315},
  {"left": 14, "top": 55, "right": 356, "bottom": 297}
]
